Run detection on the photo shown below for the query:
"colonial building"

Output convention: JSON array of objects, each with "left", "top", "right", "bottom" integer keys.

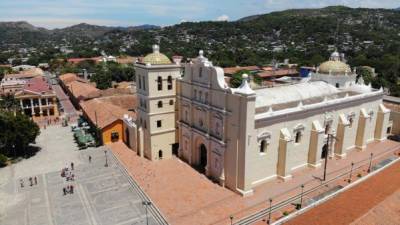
[
  {"left": 126, "top": 47, "right": 391, "bottom": 196},
  {"left": 15, "top": 77, "right": 59, "bottom": 118}
]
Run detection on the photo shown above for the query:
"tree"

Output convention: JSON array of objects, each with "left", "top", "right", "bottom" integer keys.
[
  {"left": 229, "top": 70, "right": 262, "bottom": 88},
  {"left": 91, "top": 64, "right": 112, "bottom": 89},
  {"left": 0, "top": 111, "right": 40, "bottom": 158}
]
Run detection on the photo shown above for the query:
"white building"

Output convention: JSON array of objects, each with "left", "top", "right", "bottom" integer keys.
[{"left": 125, "top": 46, "right": 391, "bottom": 196}]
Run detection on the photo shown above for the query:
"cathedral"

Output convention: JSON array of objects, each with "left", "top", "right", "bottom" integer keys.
[{"left": 124, "top": 45, "right": 391, "bottom": 196}]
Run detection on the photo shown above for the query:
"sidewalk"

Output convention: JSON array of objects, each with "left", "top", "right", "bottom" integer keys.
[{"left": 108, "top": 140, "right": 400, "bottom": 225}]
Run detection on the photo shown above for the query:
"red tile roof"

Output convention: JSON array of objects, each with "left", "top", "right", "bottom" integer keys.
[
  {"left": 80, "top": 98, "right": 135, "bottom": 129},
  {"left": 223, "top": 66, "right": 261, "bottom": 75},
  {"left": 23, "top": 77, "right": 52, "bottom": 93},
  {"left": 257, "top": 68, "right": 298, "bottom": 78}
]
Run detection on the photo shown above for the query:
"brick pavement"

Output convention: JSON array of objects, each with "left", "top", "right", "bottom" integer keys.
[
  {"left": 284, "top": 160, "right": 400, "bottom": 225},
  {"left": 108, "top": 140, "right": 400, "bottom": 225}
]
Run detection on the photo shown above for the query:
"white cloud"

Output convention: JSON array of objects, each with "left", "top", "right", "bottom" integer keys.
[{"left": 216, "top": 14, "right": 229, "bottom": 21}]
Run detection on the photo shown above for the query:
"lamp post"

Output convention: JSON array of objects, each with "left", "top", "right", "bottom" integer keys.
[
  {"left": 104, "top": 150, "right": 108, "bottom": 167},
  {"left": 367, "top": 153, "right": 373, "bottom": 173},
  {"left": 142, "top": 201, "right": 151, "bottom": 225},
  {"left": 323, "top": 133, "right": 337, "bottom": 181},
  {"left": 299, "top": 184, "right": 305, "bottom": 209},
  {"left": 229, "top": 215, "right": 234, "bottom": 225},
  {"left": 267, "top": 198, "right": 272, "bottom": 224},
  {"left": 348, "top": 162, "right": 354, "bottom": 183}
]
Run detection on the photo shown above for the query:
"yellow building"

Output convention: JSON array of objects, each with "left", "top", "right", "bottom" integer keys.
[
  {"left": 80, "top": 98, "right": 135, "bottom": 145},
  {"left": 15, "top": 77, "right": 59, "bottom": 118}
]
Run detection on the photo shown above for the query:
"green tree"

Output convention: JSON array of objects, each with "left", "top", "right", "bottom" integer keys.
[
  {"left": 229, "top": 70, "right": 262, "bottom": 88},
  {"left": 91, "top": 64, "right": 112, "bottom": 89},
  {"left": 0, "top": 111, "right": 40, "bottom": 158}
]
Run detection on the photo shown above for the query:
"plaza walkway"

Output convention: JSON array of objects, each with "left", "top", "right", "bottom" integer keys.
[
  {"left": 108, "top": 140, "right": 400, "bottom": 225},
  {"left": 284, "top": 160, "right": 400, "bottom": 225},
  {"left": 0, "top": 126, "right": 157, "bottom": 225}
]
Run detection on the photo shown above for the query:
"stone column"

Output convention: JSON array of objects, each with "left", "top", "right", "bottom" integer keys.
[
  {"left": 38, "top": 98, "right": 43, "bottom": 117},
  {"left": 53, "top": 97, "right": 59, "bottom": 116},
  {"left": 219, "top": 155, "right": 225, "bottom": 187},
  {"left": 374, "top": 104, "right": 390, "bottom": 141},
  {"left": 277, "top": 128, "right": 293, "bottom": 180},
  {"left": 30, "top": 98, "right": 34, "bottom": 116},
  {"left": 355, "top": 109, "right": 369, "bottom": 150},
  {"left": 335, "top": 114, "right": 349, "bottom": 158},
  {"left": 308, "top": 121, "right": 325, "bottom": 167}
]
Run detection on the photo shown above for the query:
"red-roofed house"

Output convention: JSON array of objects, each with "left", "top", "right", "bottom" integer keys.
[{"left": 14, "top": 77, "right": 59, "bottom": 118}]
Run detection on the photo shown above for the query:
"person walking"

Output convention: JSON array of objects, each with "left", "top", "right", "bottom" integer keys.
[
  {"left": 29, "top": 177, "right": 33, "bottom": 186},
  {"left": 34, "top": 176, "right": 37, "bottom": 185},
  {"left": 71, "top": 162, "right": 74, "bottom": 170},
  {"left": 63, "top": 187, "right": 66, "bottom": 195},
  {"left": 20, "top": 179, "right": 24, "bottom": 188},
  {"left": 70, "top": 185, "right": 74, "bottom": 194},
  {"left": 88, "top": 155, "right": 92, "bottom": 163}
]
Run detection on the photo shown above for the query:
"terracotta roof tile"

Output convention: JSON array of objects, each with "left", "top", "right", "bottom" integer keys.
[
  {"left": 80, "top": 98, "right": 135, "bottom": 129},
  {"left": 66, "top": 80, "right": 100, "bottom": 101}
]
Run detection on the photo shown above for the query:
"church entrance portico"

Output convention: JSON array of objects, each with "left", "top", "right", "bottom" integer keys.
[{"left": 192, "top": 135, "right": 209, "bottom": 175}]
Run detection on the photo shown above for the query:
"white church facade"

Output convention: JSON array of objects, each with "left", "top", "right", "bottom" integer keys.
[{"left": 124, "top": 45, "right": 391, "bottom": 196}]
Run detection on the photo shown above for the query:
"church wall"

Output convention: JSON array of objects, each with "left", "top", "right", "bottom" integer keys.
[{"left": 250, "top": 97, "right": 383, "bottom": 187}]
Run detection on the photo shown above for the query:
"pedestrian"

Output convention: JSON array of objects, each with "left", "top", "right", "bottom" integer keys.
[
  {"left": 71, "top": 174, "right": 75, "bottom": 181},
  {"left": 34, "top": 176, "right": 37, "bottom": 185},
  {"left": 66, "top": 185, "right": 70, "bottom": 194},
  {"left": 20, "top": 179, "right": 24, "bottom": 188},
  {"left": 88, "top": 155, "right": 92, "bottom": 163},
  {"left": 70, "top": 185, "right": 74, "bottom": 194},
  {"left": 29, "top": 177, "right": 33, "bottom": 186},
  {"left": 71, "top": 162, "right": 74, "bottom": 170},
  {"left": 63, "top": 187, "right": 66, "bottom": 195}
]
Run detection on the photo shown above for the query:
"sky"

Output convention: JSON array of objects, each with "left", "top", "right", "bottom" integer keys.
[{"left": 0, "top": 0, "right": 399, "bottom": 29}]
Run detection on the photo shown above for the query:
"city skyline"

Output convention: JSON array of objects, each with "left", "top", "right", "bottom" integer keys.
[{"left": 0, "top": 0, "right": 399, "bottom": 29}]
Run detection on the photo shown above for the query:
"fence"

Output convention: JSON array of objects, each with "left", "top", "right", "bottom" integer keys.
[{"left": 233, "top": 145, "right": 400, "bottom": 225}]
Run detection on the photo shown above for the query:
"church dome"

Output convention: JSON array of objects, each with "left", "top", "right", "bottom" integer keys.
[
  {"left": 318, "top": 51, "right": 351, "bottom": 75},
  {"left": 143, "top": 45, "right": 171, "bottom": 65},
  {"left": 318, "top": 61, "right": 351, "bottom": 75}
]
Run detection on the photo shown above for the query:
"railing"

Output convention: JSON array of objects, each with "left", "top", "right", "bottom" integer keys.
[{"left": 233, "top": 145, "right": 400, "bottom": 225}]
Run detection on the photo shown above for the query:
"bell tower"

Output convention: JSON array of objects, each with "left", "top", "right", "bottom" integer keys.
[{"left": 134, "top": 45, "right": 182, "bottom": 160}]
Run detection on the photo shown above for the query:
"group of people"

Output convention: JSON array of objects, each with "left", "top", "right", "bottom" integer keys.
[
  {"left": 61, "top": 162, "right": 75, "bottom": 195},
  {"left": 19, "top": 176, "right": 38, "bottom": 188}
]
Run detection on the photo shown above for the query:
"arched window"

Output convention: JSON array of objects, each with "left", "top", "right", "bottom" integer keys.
[
  {"left": 185, "top": 110, "right": 188, "bottom": 121},
  {"left": 260, "top": 140, "right": 267, "bottom": 153},
  {"left": 157, "top": 76, "right": 162, "bottom": 90},
  {"left": 158, "top": 101, "right": 163, "bottom": 108},
  {"left": 336, "top": 83, "right": 339, "bottom": 88},
  {"left": 194, "top": 89, "right": 197, "bottom": 99},
  {"left": 169, "top": 100, "right": 174, "bottom": 105},
  {"left": 199, "top": 119, "right": 203, "bottom": 127},
  {"left": 295, "top": 131, "right": 302, "bottom": 143},
  {"left": 167, "top": 76, "right": 172, "bottom": 90},
  {"left": 199, "top": 91, "right": 203, "bottom": 102}
]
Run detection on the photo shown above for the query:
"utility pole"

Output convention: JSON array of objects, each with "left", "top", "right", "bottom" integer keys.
[{"left": 267, "top": 198, "right": 272, "bottom": 224}]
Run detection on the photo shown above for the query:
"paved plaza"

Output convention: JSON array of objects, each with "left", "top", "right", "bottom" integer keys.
[{"left": 0, "top": 126, "right": 157, "bottom": 225}]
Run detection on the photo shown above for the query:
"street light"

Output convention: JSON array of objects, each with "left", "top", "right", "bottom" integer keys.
[
  {"left": 367, "top": 153, "right": 374, "bottom": 173},
  {"left": 348, "top": 162, "right": 354, "bottom": 183},
  {"left": 104, "top": 150, "right": 108, "bottom": 167},
  {"left": 229, "top": 215, "right": 234, "bottom": 225},
  {"left": 142, "top": 201, "right": 151, "bottom": 225},
  {"left": 323, "top": 134, "right": 337, "bottom": 181},
  {"left": 267, "top": 198, "right": 273, "bottom": 224},
  {"left": 299, "top": 184, "right": 305, "bottom": 209}
]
